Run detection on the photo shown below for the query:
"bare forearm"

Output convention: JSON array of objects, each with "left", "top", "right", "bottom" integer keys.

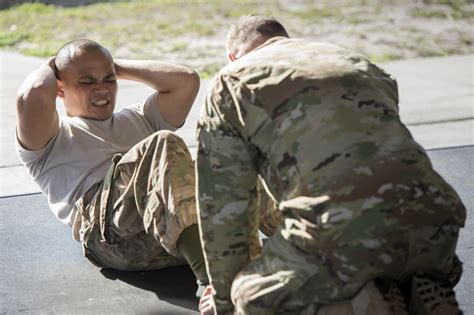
[
  {"left": 114, "top": 59, "right": 200, "bottom": 127},
  {"left": 114, "top": 59, "right": 198, "bottom": 92}
]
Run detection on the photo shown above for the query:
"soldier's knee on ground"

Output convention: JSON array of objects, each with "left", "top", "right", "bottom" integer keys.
[{"left": 231, "top": 259, "right": 301, "bottom": 315}]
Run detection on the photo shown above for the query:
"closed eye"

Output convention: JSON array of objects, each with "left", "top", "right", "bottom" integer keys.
[{"left": 78, "top": 77, "right": 94, "bottom": 84}]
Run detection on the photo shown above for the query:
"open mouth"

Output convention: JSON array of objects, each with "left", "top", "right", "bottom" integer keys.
[{"left": 92, "top": 99, "right": 110, "bottom": 107}]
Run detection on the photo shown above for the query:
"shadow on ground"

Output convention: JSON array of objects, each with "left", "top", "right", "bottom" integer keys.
[{"left": 100, "top": 265, "right": 199, "bottom": 312}]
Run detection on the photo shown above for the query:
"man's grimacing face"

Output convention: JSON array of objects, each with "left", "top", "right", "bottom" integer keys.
[{"left": 57, "top": 48, "right": 118, "bottom": 121}]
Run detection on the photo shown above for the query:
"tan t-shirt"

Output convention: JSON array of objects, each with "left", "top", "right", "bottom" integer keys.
[{"left": 16, "top": 93, "right": 178, "bottom": 228}]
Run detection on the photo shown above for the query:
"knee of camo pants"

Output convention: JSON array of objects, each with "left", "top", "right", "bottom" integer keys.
[
  {"left": 128, "top": 130, "right": 197, "bottom": 256},
  {"left": 232, "top": 261, "right": 280, "bottom": 315},
  {"left": 231, "top": 229, "right": 317, "bottom": 314},
  {"left": 105, "top": 130, "right": 197, "bottom": 259}
]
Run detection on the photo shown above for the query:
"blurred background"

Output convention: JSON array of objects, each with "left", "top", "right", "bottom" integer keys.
[
  {"left": 0, "top": 3, "right": 472, "bottom": 313},
  {"left": 1, "top": 0, "right": 473, "bottom": 77}
]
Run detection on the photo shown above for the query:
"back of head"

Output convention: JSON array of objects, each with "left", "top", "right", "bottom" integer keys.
[
  {"left": 55, "top": 39, "right": 109, "bottom": 79},
  {"left": 226, "top": 15, "right": 289, "bottom": 57}
]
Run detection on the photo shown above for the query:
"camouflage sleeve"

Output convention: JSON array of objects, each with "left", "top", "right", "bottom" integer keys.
[{"left": 196, "top": 76, "right": 259, "bottom": 312}]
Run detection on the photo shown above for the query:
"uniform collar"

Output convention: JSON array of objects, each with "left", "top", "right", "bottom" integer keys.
[{"left": 252, "top": 36, "right": 288, "bottom": 52}]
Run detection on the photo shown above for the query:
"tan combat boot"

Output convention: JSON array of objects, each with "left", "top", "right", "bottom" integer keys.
[{"left": 409, "top": 275, "right": 462, "bottom": 315}]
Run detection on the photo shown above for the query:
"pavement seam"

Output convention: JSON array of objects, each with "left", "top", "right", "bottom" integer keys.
[{"left": 405, "top": 117, "right": 473, "bottom": 127}]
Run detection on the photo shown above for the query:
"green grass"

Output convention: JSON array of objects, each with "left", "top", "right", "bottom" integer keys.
[
  {"left": 411, "top": 0, "right": 473, "bottom": 19},
  {"left": 291, "top": 6, "right": 341, "bottom": 20},
  {"left": 411, "top": 9, "right": 450, "bottom": 18},
  {"left": 168, "top": 41, "right": 188, "bottom": 53},
  {"left": 198, "top": 63, "right": 224, "bottom": 79},
  {"left": 0, "top": 29, "right": 29, "bottom": 46},
  {"left": 0, "top": 1, "right": 282, "bottom": 55},
  {"left": 369, "top": 53, "right": 402, "bottom": 63},
  {"left": 433, "top": 0, "right": 465, "bottom": 12},
  {"left": 0, "top": 0, "right": 472, "bottom": 76}
]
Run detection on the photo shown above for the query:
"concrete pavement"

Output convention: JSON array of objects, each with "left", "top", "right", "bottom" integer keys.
[{"left": 0, "top": 51, "right": 473, "bottom": 197}]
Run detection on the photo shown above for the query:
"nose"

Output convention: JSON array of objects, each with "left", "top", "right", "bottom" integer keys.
[{"left": 93, "top": 84, "right": 109, "bottom": 95}]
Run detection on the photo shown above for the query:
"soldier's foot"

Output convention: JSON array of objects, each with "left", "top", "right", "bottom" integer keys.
[
  {"left": 409, "top": 274, "right": 462, "bottom": 315},
  {"left": 379, "top": 281, "right": 409, "bottom": 315}
]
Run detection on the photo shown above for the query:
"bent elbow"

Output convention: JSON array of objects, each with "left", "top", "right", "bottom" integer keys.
[
  {"left": 16, "top": 92, "right": 27, "bottom": 113},
  {"left": 188, "top": 69, "right": 201, "bottom": 93},
  {"left": 17, "top": 82, "right": 55, "bottom": 112},
  {"left": 16, "top": 87, "right": 37, "bottom": 112}
]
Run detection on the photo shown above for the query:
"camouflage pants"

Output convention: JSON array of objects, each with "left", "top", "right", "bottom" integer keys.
[
  {"left": 231, "top": 196, "right": 462, "bottom": 314},
  {"left": 75, "top": 131, "right": 197, "bottom": 271}
]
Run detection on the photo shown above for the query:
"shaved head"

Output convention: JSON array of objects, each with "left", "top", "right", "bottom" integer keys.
[
  {"left": 53, "top": 39, "right": 117, "bottom": 121},
  {"left": 226, "top": 15, "right": 289, "bottom": 58},
  {"left": 55, "top": 39, "right": 111, "bottom": 79}
]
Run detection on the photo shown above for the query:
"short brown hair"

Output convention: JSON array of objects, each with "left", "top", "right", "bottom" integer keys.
[{"left": 226, "top": 15, "right": 289, "bottom": 54}]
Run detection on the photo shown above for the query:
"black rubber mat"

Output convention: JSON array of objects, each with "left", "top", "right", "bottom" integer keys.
[{"left": 1, "top": 145, "right": 472, "bottom": 314}]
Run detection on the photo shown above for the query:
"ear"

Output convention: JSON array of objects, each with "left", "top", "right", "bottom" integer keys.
[
  {"left": 57, "top": 80, "right": 65, "bottom": 99},
  {"left": 227, "top": 52, "right": 237, "bottom": 62}
]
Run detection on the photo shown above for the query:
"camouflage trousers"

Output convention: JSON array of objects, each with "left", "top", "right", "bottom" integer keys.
[
  {"left": 73, "top": 131, "right": 197, "bottom": 270},
  {"left": 231, "top": 196, "right": 462, "bottom": 314}
]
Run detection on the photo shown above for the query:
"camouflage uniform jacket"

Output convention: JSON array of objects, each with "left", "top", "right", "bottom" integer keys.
[{"left": 196, "top": 37, "right": 466, "bottom": 312}]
